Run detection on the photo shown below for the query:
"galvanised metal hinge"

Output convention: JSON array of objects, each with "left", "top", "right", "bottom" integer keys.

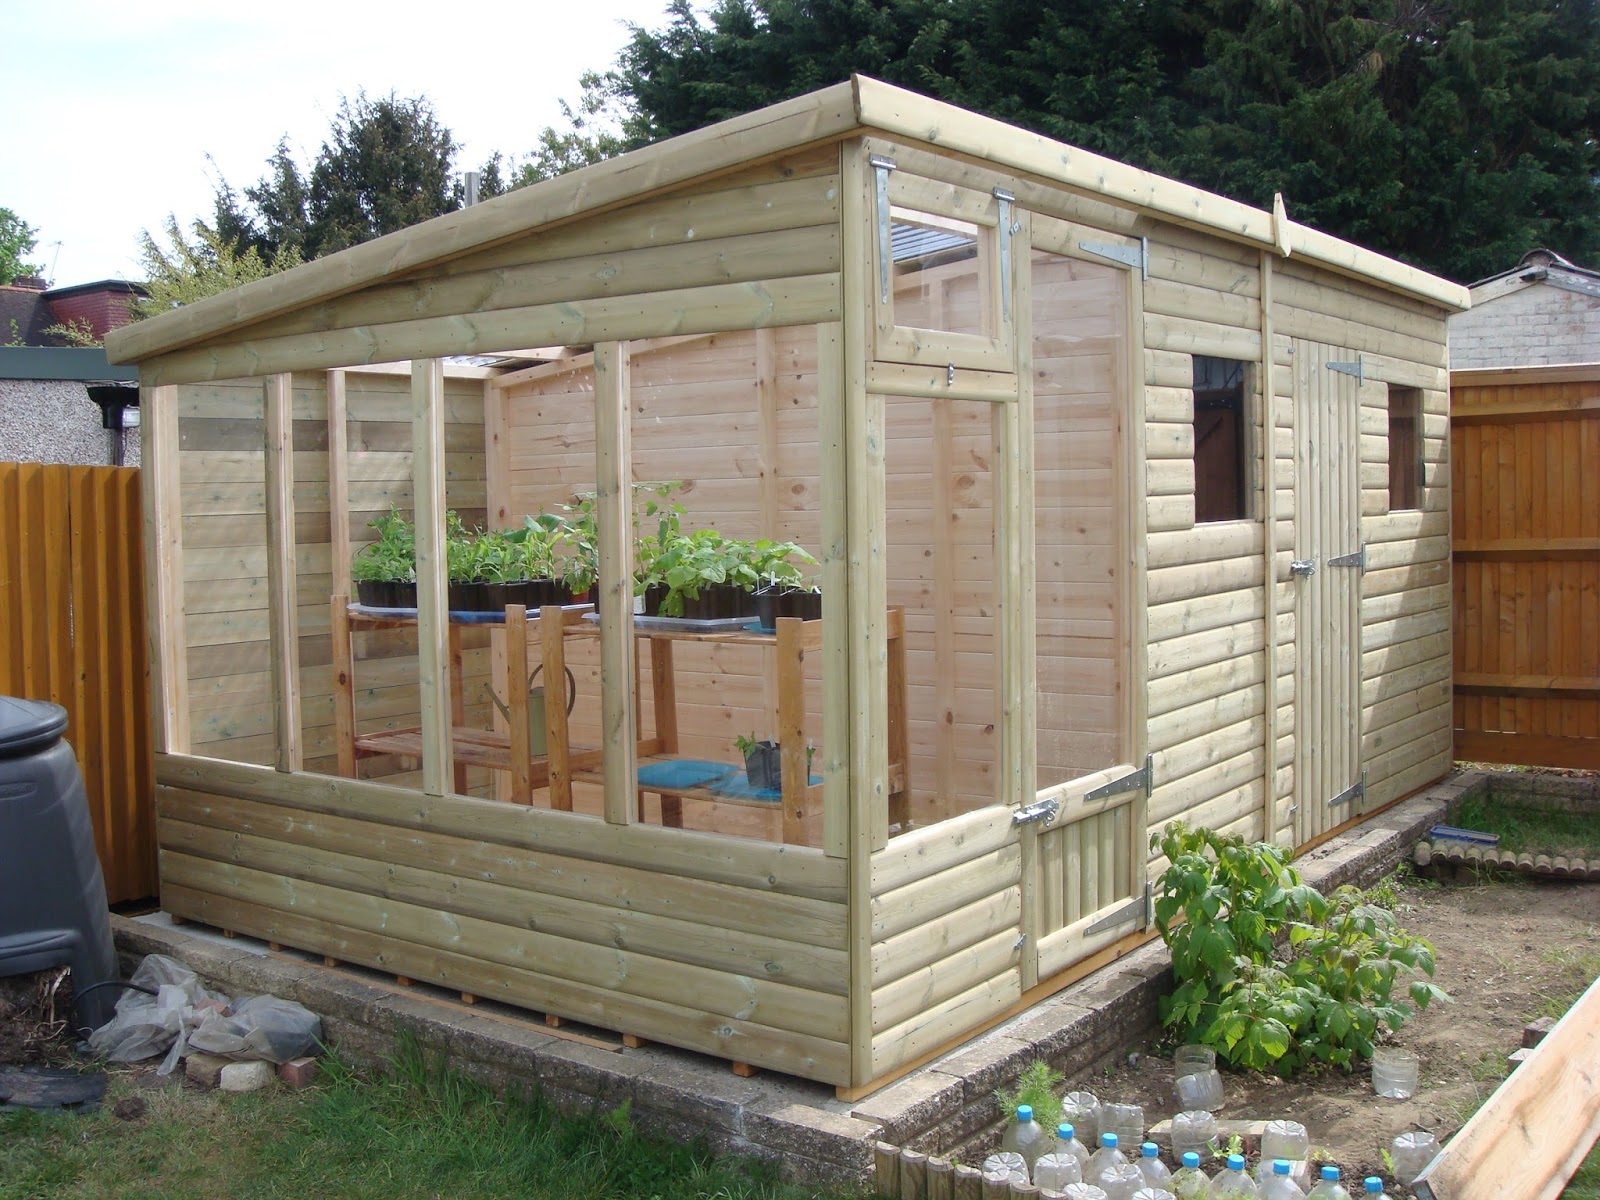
[
  {"left": 1088, "top": 882, "right": 1153, "bottom": 935},
  {"left": 1085, "top": 754, "right": 1153, "bottom": 802},
  {"left": 1326, "top": 545, "right": 1366, "bottom": 572},
  {"left": 1329, "top": 772, "right": 1366, "bottom": 809},
  {"left": 1013, "top": 797, "right": 1060, "bottom": 826},
  {"left": 1079, "top": 236, "right": 1149, "bottom": 281},
  {"left": 993, "top": 187, "right": 1016, "bottom": 321},
  {"left": 869, "top": 154, "right": 897, "bottom": 304},
  {"left": 1327, "top": 356, "right": 1365, "bottom": 384}
]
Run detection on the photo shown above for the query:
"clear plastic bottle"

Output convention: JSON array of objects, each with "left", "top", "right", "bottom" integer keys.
[
  {"left": 1087, "top": 1131, "right": 1128, "bottom": 1183},
  {"left": 1169, "top": 1151, "right": 1211, "bottom": 1200},
  {"left": 1305, "top": 1165, "right": 1352, "bottom": 1200},
  {"left": 1261, "top": 1159, "right": 1307, "bottom": 1200},
  {"left": 1000, "top": 1103, "right": 1049, "bottom": 1173},
  {"left": 1361, "top": 1178, "right": 1391, "bottom": 1200},
  {"left": 1210, "top": 1153, "right": 1261, "bottom": 1197},
  {"left": 1137, "top": 1142, "right": 1173, "bottom": 1189},
  {"left": 1035, "top": 1152, "right": 1085, "bottom": 1192},
  {"left": 1056, "top": 1123, "right": 1093, "bottom": 1171},
  {"left": 1132, "top": 1189, "right": 1178, "bottom": 1200},
  {"left": 1064, "top": 1185, "right": 1110, "bottom": 1200},
  {"left": 1097, "top": 1161, "right": 1145, "bottom": 1200},
  {"left": 1064, "top": 1090, "right": 1103, "bottom": 1144}
]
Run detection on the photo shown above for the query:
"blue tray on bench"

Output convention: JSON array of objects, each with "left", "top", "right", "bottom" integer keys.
[{"left": 635, "top": 759, "right": 820, "bottom": 803}]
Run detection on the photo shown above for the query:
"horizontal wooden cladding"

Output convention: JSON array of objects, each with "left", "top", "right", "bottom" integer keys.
[
  {"left": 140, "top": 274, "right": 843, "bottom": 387},
  {"left": 236, "top": 224, "right": 842, "bottom": 344},
  {"left": 869, "top": 804, "right": 1013, "bottom": 894},
  {"left": 155, "top": 754, "right": 844, "bottom": 901},
  {"left": 159, "top": 881, "right": 848, "bottom": 1083},
  {"left": 158, "top": 811, "right": 843, "bottom": 1007}
]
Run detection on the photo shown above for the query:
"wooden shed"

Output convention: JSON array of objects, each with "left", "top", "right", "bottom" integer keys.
[{"left": 104, "top": 77, "right": 1469, "bottom": 1095}]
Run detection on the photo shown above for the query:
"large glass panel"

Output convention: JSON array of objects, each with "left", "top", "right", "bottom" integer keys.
[{"left": 1032, "top": 250, "right": 1128, "bottom": 783}]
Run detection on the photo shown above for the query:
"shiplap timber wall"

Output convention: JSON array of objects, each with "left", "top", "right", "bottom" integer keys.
[
  {"left": 1275, "top": 260, "right": 1454, "bottom": 816},
  {"left": 1451, "top": 366, "right": 1600, "bottom": 768},
  {"left": 154, "top": 754, "right": 851, "bottom": 1082},
  {"left": 176, "top": 370, "right": 492, "bottom": 783}
]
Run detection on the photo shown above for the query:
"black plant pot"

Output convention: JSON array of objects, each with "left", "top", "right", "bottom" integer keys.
[
  {"left": 744, "top": 741, "right": 782, "bottom": 790},
  {"left": 673, "top": 583, "right": 757, "bottom": 621},
  {"left": 447, "top": 582, "right": 490, "bottom": 612},
  {"left": 756, "top": 587, "right": 823, "bottom": 631},
  {"left": 355, "top": 579, "right": 390, "bottom": 608}
]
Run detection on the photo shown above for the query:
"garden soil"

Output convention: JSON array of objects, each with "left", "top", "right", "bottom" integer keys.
[{"left": 1081, "top": 873, "right": 1598, "bottom": 1187}]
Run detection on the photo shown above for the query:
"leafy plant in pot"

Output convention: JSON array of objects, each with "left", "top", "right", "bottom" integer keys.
[
  {"left": 643, "top": 528, "right": 761, "bottom": 619},
  {"left": 491, "top": 512, "right": 575, "bottom": 609},
  {"left": 733, "top": 732, "right": 781, "bottom": 790},
  {"left": 350, "top": 508, "right": 416, "bottom": 609},
  {"left": 563, "top": 480, "right": 684, "bottom": 608},
  {"left": 748, "top": 539, "right": 821, "bottom": 631}
]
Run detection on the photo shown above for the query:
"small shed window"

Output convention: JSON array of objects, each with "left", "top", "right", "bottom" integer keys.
[
  {"left": 1193, "top": 356, "right": 1253, "bottom": 523},
  {"left": 1388, "top": 386, "right": 1423, "bottom": 511}
]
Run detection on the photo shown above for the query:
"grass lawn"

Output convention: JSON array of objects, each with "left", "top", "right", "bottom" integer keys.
[
  {"left": 0, "top": 1039, "right": 848, "bottom": 1200},
  {"left": 1453, "top": 793, "right": 1600, "bottom": 860}
]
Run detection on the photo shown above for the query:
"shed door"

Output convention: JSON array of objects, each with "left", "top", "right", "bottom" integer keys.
[{"left": 1291, "top": 340, "right": 1364, "bottom": 848}]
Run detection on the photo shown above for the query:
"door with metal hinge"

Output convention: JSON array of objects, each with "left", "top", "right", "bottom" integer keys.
[
  {"left": 1018, "top": 758, "right": 1152, "bottom": 988},
  {"left": 1290, "top": 341, "right": 1364, "bottom": 848}
]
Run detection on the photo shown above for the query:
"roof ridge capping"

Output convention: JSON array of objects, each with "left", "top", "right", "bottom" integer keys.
[{"left": 106, "top": 75, "right": 1466, "bottom": 367}]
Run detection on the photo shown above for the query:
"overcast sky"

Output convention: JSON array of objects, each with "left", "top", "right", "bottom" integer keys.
[{"left": 3, "top": 1, "right": 679, "bottom": 286}]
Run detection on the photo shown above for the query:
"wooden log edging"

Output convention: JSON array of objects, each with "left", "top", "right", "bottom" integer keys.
[{"left": 1414, "top": 840, "right": 1600, "bottom": 882}]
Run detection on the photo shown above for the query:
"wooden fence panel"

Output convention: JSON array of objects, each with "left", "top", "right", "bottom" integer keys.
[
  {"left": 1451, "top": 367, "right": 1600, "bottom": 768},
  {"left": 0, "top": 462, "right": 153, "bottom": 902}
]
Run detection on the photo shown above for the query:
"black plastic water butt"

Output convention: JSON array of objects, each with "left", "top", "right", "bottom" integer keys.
[{"left": 0, "top": 696, "right": 119, "bottom": 1034}]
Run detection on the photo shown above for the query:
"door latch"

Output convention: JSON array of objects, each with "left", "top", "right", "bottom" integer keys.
[{"left": 1290, "top": 559, "right": 1317, "bottom": 577}]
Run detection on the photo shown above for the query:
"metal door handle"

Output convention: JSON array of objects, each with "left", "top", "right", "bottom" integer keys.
[{"left": 1290, "top": 559, "right": 1317, "bottom": 577}]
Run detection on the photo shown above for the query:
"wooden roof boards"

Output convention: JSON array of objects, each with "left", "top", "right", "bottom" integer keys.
[{"left": 106, "top": 76, "right": 1468, "bottom": 376}]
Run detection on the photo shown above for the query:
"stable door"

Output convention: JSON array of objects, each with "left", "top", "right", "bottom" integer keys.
[{"left": 1291, "top": 339, "right": 1365, "bottom": 848}]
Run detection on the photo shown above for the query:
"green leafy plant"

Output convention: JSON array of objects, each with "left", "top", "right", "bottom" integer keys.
[
  {"left": 350, "top": 508, "right": 416, "bottom": 582},
  {"left": 733, "top": 732, "right": 760, "bottom": 758},
  {"left": 1153, "top": 822, "right": 1448, "bottom": 1074},
  {"left": 994, "top": 1059, "right": 1064, "bottom": 1132}
]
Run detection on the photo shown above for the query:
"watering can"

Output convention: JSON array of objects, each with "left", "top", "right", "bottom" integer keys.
[{"left": 487, "top": 663, "right": 577, "bottom": 757}]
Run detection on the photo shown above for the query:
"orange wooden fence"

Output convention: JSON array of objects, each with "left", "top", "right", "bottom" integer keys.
[
  {"left": 0, "top": 462, "right": 154, "bottom": 902},
  {"left": 1451, "top": 364, "right": 1600, "bottom": 769}
]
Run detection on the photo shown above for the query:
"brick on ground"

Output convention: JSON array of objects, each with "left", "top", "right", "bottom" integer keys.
[
  {"left": 184, "top": 1052, "right": 231, "bottom": 1090},
  {"left": 277, "top": 1056, "right": 320, "bottom": 1088}
]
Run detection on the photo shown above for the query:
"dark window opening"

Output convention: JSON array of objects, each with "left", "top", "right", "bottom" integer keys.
[
  {"left": 1388, "top": 386, "right": 1422, "bottom": 511},
  {"left": 1193, "top": 355, "right": 1251, "bottom": 523}
]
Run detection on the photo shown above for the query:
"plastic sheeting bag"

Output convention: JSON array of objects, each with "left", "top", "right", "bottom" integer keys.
[
  {"left": 86, "top": 954, "right": 230, "bottom": 1075},
  {"left": 188, "top": 994, "right": 321, "bottom": 1064}
]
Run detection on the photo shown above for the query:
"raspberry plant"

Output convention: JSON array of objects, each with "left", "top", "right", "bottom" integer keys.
[{"left": 1152, "top": 822, "right": 1448, "bottom": 1073}]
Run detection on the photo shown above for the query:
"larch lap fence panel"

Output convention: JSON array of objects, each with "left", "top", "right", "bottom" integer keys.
[
  {"left": 106, "top": 78, "right": 1468, "bottom": 1091},
  {"left": 1451, "top": 366, "right": 1600, "bottom": 768},
  {"left": 0, "top": 462, "right": 154, "bottom": 902}
]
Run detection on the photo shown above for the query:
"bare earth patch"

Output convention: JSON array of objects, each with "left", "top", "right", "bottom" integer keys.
[{"left": 1083, "top": 875, "right": 1599, "bottom": 1187}]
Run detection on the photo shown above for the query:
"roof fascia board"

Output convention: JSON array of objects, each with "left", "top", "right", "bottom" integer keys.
[
  {"left": 106, "top": 81, "right": 862, "bottom": 366},
  {"left": 851, "top": 76, "right": 1469, "bottom": 312},
  {"left": 0, "top": 346, "right": 139, "bottom": 382}
]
